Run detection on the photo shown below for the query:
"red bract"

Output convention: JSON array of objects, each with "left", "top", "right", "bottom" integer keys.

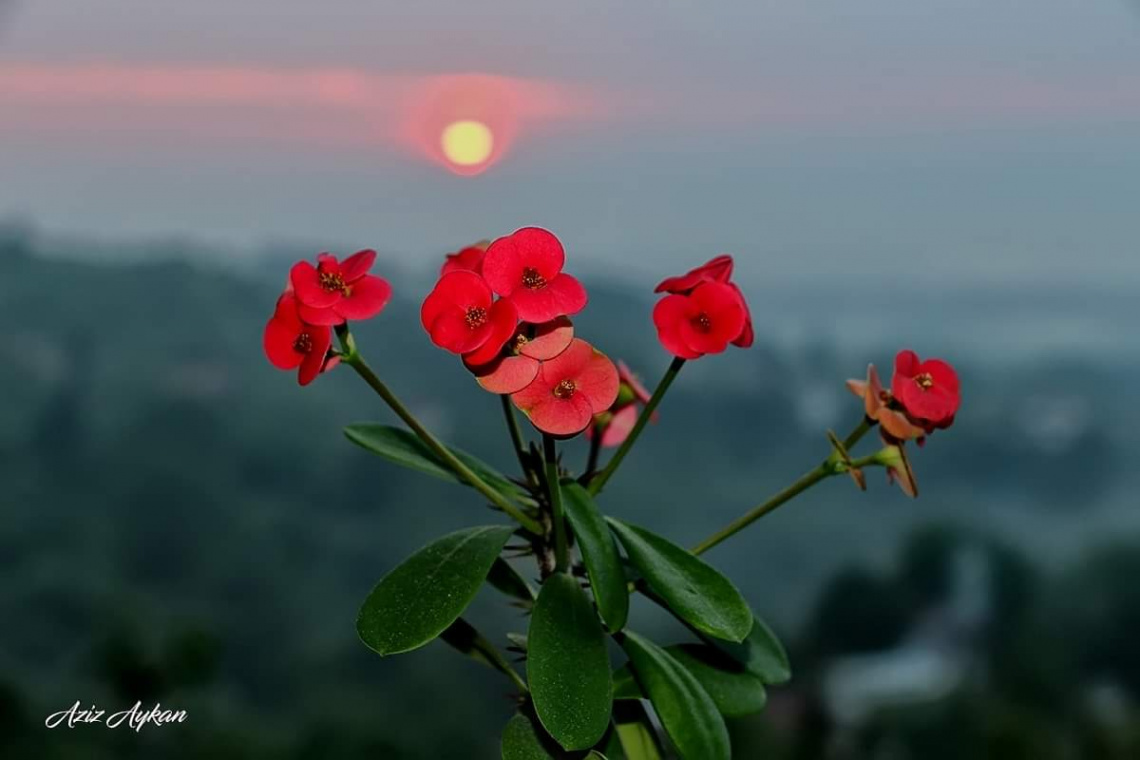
[
  {"left": 482, "top": 227, "right": 587, "bottom": 323},
  {"left": 655, "top": 255, "right": 753, "bottom": 348},
  {"left": 846, "top": 364, "right": 926, "bottom": 442},
  {"left": 290, "top": 250, "right": 392, "bottom": 326},
  {"left": 654, "top": 254, "right": 734, "bottom": 294},
  {"left": 466, "top": 318, "right": 574, "bottom": 395},
  {"left": 441, "top": 242, "right": 488, "bottom": 276},
  {"left": 263, "top": 293, "right": 334, "bottom": 386},
  {"left": 421, "top": 271, "right": 519, "bottom": 356},
  {"left": 891, "top": 350, "right": 960, "bottom": 433},
  {"left": 511, "top": 339, "right": 619, "bottom": 436},
  {"left": 652, "top": 281, "right": 747, "bottom": 359}
]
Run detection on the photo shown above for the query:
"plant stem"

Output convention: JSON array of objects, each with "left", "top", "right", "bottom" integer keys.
[
  {"left": 440, "top": 618, "right": 528, "bottom": 693},
  {"left": 587, "top": 357, "right": 686, "bottom": 496},
  {"left": 501, "top": 395, "right": 532, "bottom": 480},
  {"left": 543, "top": 435, "right": 570, "bottom": 573},
  {"left": 584, "top": 427, "right": 603, "bottom": 478},
  {"left": 689, "top": 417, "right": 876, "bottom": 556},
  {"left": 338, "top": 330, "right": 542, "bottom": 534}
]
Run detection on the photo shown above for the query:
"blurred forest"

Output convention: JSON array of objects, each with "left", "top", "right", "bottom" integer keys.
[{"left": 1, "top": 222, "right": 1139, "bottom": 758}]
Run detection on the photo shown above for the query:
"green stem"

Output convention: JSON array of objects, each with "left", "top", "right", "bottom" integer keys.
[
  {"left": 584, "top": 426, "right": 603, "bottom": 479},
  {"left": 440, "top": 618, "right": 528, "bottom": 693},
  {"left": 339, "top": 330, "right": 542, "bottom": 535},
  {"left": 543, "top": 435, "right": 570, "bottom": 573},
  {"left": 501, "top": 395, "right": 532, "bottom": 481},
  {"left": 587, "top": 357, "right": 685, "bottom": 496},
  {"left": 689, "top": 417, "right": 876, "bottom": 556}
]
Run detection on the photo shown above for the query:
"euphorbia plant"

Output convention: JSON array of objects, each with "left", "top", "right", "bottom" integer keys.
[{"left": 263, "top": 228, "right": 962, "bottom": 759}]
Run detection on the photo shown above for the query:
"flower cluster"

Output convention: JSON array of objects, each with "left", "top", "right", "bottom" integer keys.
[
  {"left": 653, "top": 255, "right": 754, "bottom": 358},
  {"left": 263, "top": 250, "right": 391, "bottom": 385},
  {"left": 846, "top": 349, "right": 961, "bottom": 495},
  {"left": 422, "top": 228, "right": 616, "bottom": 436},
  {"left": 263, "top": 224, "right": 968, "bottom": 759}
]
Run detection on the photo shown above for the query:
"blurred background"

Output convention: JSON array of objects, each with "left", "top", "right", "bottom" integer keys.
[{"left": 2, "top": 1, "right": 1139, "bottom": 758}]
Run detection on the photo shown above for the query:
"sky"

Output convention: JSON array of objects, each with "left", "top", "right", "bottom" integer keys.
[{"left": 1, "top": 0, "right": 1139, "bottom": 286}]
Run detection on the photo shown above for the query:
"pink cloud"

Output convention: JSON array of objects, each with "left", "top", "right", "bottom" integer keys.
[
  {"left": 0, "top": 64, "right": 606, "bottom": 164},
  {"left": 1, "top": 62, "right": 1137, "bottom": 161}
]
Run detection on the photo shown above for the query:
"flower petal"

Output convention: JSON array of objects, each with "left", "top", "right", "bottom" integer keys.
[
  {"left": 290, "top": 260, "right": 341, "bottom": 308},
  {"left": 429, "top": 306, "right": 492, "bottom": 354},
  {"left": 482, "top": 234, "right": 524, "bottom": 297},
  {"left": 507, "top": 273, "right": 587, "bottom": 323},
  {"left": 654, "top": 254, "right": 735, "bottom": 294},
  {"left": 264, "top": 315, "right": 304, "bottom": 370},
  {"left": 535, "top": 338, "right": 593, "bottom": 383},
  {"left": 599, "top": 404, "right": 638, "bottom": 447},
  {"left": 421, "top": 271, "right": 493, "bottom": 332},
  {"left": 297, "top": 326, "right": 332, "bottom": 386},
  {"left": 518, "top": 317, "right": 574, "bottom": 360},
  {"left": 652, "top": 294, "right": 702, "bottom": 359},
  {"left": 680, "top": 318, "right": 732, "bottom": 355},
  {"left": 467, "top": 354, "right": 540, "bottom": 395},
  {"left": 441, "top": 245, "right": 487, "bottom": 276},
  {"left": 462, "top": 298, "right": 519, "bottom": 366},
  {"left": 618, "top": 360, "right": 653, "bottom": 404},
  {"left": 575, "top": 346, "right": 620, "bottom": 412},
  {"left": 297, "top": 302, "right": 344, "bottom": 325},
  {"left": 517, "top": 390, "right": 595, "bottom": 437},
  {"left": 339, "top": 249, "right": 377, "bottom": 282},
  {"left": 336, "top": 275, "right": 392, "bottom": 321},
  {"left": 728, "top": 284, "right": 754, "bottom": 348}
]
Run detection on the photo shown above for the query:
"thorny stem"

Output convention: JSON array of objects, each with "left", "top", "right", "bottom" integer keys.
[
  {"left": 584, "top": 427, "right": 603, "bottom": 479},
  {"left": 543, "top": 435, "right": 570, "bottom": 573},
  {"left": 501, "top": 395, "right": 533, "bottom": 482},
  {"left": 689, "top": 417, "right": 876, "bottom": 555},
  {"left": 587, "top": 357, "right": 686, "bottom": 496},
  {"left": 337, "top": 326, "right": 543, "bottom": 535}
]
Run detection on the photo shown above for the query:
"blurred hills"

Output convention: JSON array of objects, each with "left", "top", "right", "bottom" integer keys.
[{"left": 1, "top": 224, "right": 1139, "bottom": 758}]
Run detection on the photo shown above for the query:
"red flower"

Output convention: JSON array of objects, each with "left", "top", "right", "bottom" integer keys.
[
  {"left": 466, "top": 317, "right": 574, "bottom": 395},
  {"left": 588, "top": 360, "right": 657, "bottom": 447},
  {"left": 891, "top": 350, "right": 960, "bottom": 433},
  {"left": 482, "top": 227, "right": 587, "bottom": 323},
  {"left": 654, "top": 254, "right": 734, "bottom": 294},
  {"left": 290, "top": 249, "right": 392, "bottom": 326},
  {"left": 421, "top": 271, "right": 519, "bottom": 356},
  {"left": 263, "top": 293, "right": 334, "bottom": 386},
  {"left": 846, "top": 364, "right": 926, "bottom": 442},
  {"left": 652, "top": 281, "right": 747, "bottom": 359},
  {"left": 441, "top": 242, "right": 488, "bottom": 276},
  {"left": 511, "top": 338, "right": 619, "bottom": 436},
  {"left": 655, "top": 255, "right": 753, "bottom": 348}
]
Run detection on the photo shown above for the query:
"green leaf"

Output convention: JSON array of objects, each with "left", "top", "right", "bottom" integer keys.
[
  {"left": 488, "top": 558, "right": 536, "bottom": 603},
  {"left": 501, "top": 712, "right": 558, "bottom": 760},
  {"left": 606, "top": 518, "right": 752, "bottom": 643},
  {"left": 607, "top": 701, "right": 664, "bottom": 760},
  {"left": 612, "top": 665, "right": 643, "bottom": 700},
  {"left": 562, "top": 482, "right": 629, "bottom": 632},
  {"left": 613, "top": 644, "right": 768, "bottom": 717},
  {"left": 357, "top": 525, "right": 514, "bottom": 656},
  {"left": 528, "top": 573, "right": 613, "bottom": 751},
  {"left": 619, "top": 631, "right": 730, "bottom": 760},
  {"left": 663, "top": 645, "right": 767, "bottom": 716},
  {"left": 701, "top": 613, "right": 792, "bottom": 685},
  {"left": 345, "top": 424, "right": 525, "bottom": 499}
]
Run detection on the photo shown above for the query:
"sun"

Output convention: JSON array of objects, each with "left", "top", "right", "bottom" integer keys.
[{"left": 440, "top": 120, "right": 494, "bottom": 170}]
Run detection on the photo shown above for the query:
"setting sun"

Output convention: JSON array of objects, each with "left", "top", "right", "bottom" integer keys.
[{"left": 440, "top": 120, "right": 494, "bottom": 170}]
